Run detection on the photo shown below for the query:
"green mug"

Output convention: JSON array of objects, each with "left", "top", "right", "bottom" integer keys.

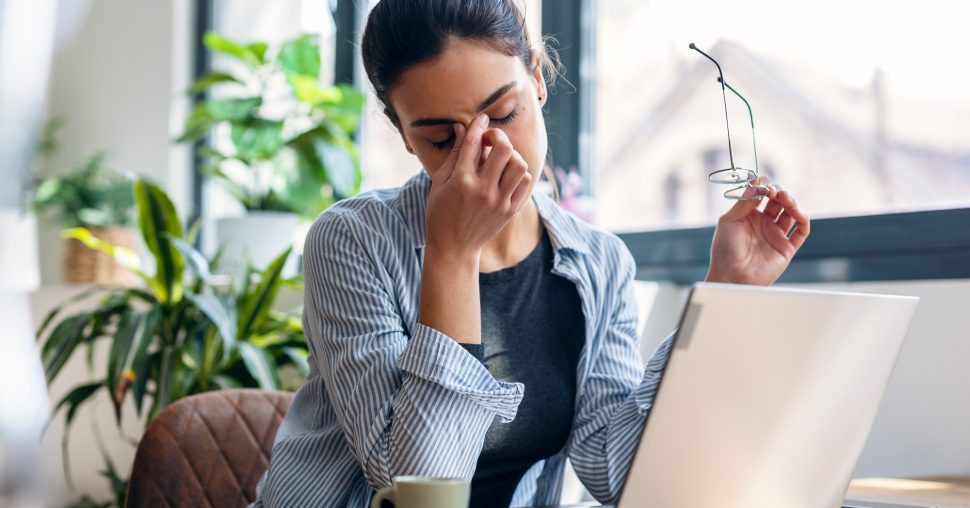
[{"left": 370, "top": 476, "right": 470, "bottom": 508}]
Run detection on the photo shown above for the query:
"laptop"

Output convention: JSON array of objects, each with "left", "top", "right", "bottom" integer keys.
[{"left": 613, "top": 283, "right": 924, "bottom": 508}]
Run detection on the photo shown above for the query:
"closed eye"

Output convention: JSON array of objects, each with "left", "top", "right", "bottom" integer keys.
[{"left": 429, "top": 107, "right": 520, "bottom": 150}]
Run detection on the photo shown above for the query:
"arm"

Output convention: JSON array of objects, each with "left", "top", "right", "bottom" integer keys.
[
  {"left": 304, "top": 211, "right": 523, "bottom": 488},
  {"left": 567, "top": 241, "right": 675, "bottom": 503}
]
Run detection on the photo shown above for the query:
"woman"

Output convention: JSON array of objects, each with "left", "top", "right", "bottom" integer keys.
[{"left": 255, "top": 0, "right": 809, "bottom": 506}]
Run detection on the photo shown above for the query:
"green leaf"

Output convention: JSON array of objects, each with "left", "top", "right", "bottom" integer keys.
[
  {"left": 281, "top": 347, "right": 309, "bottom": 376},
  {"left": 187, "top": 292, "right": 237, "bottom": 364},
  {"left": 188, "top": 71, "right": 243, "bottom": 94},
  {"left": 315, "top": 137, "right": 358, "bottom": 199},
  {"left": 201, "top": 163, "right": 254, "bottom": 206},
  {"left": 61, "top": 227, "right": 143, "bottom": 274},
  {"left": 127, "top": 308, "right": 160, "bottom": 376},
  {"left": 133, "top": 349, "right": 161, "bottom": 416},
  {"left": 133, "top": 180, "right": 185, "bottom": 304},
  {"left": 246, "top": 42, "right": 268, "bottom": 65},
  {"left": 230, "top": 118, "right": 284, "bottom": 160},
  {"left": 36, "top": 286, "right": 102, "bottom": 340},
  {"left": 42, "top": 313, "right": 92, "bottom": 383},
  {"left": 33, "top": 178, "right": 62, "bottom": 206},
  {"left": 185, "top": 217, "right": 203, "bottom": 246},
  {"left": 272, "top": 145, "right": 334, "bottom": 216},
  {"left": 212, "top": 374, "right": 242, "bottom": 390},
  {"left": 279, "top": 34, "right": 320, "bottom": 79},
  {"left": 175, "top": 104, "right": 214, "bottom": 143},
  {"left": 237, "top": 342, "right": 280, "bottom": 390},
  {"left": 203, "top": 32, "right": 263, "bottom": 67},
  {"left": 170, "top": 236, "right": 211, "bottom": 283},
  {"left": 106, "top": 310, "right": 138, "bottom": 422},
  {"left": 153, "top": 347, "right": 177, "bottom": 418},
  {"left": 206, "top": 96, "right": 261, "bottom": 122},
  {"left": 237, "top": 248, "right": 291, "bottom": 341},
  {"left": 51, "top": 381, "right": 102, "bottom": 428},
  {"left": 289, "top": 75, "right": 341, "bottom": 105},
  {"left": 319, "top": 84, "right": 366, "bottom": 133}
]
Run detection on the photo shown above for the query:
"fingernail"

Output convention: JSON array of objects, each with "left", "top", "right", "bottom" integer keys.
[{"left": 479, "top": 113, "right": 489, "bottom": 128}]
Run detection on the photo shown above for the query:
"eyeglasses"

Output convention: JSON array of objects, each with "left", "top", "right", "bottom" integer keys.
[{"left": 689, "top": 43, "right": 765, "bottom": 200}]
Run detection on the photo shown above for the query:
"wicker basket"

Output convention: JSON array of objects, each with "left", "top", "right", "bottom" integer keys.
[{"left": 63, "top": 226, "right": 140, "bottom": 286}]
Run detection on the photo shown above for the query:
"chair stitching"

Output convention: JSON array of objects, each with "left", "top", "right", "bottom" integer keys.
[
  {"left": 155, "top": 420, "right": 218, "bottom": 508},
  {"left": 191, "top": 401, "right": 249, "bottom": 502}
]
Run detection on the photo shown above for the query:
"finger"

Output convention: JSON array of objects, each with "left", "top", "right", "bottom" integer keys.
[
  {"left": 763, "top": 197, "right": 786, "bottom": 221},
  {"left": 788, "top": 208, "right": 811, "bottom": 249},
  {"left": 480, "top": 128, "right": 514, "bottom": 185},
  {"left": 760, "top": 212, "right": 794, "bottom": 255},
  {"left": 436, "top": 122, "right": 466, "bottom": 183},
  {"left": 509, "top": 170, "right": 533, "bottom": 212},
  {"left": 775, "top": 189, "right": 798, "bottom": 210},
  {"left": 455, "top": 113, "right": 490, "bottom": 174},
  {"left": 499, "top": 150, "right": 529, "bottom": 198},
  {"left": 720, "top": 186, "right": 766, "bottom": 221},
  {"left": 772, "top": 189, "right": 810, "bottom": 243},
  {"left": 777, "top": 210, "right": 796, "bottom": 236},
  {"left": 480, "top": 145, "right": 493, "bottom": 169}
]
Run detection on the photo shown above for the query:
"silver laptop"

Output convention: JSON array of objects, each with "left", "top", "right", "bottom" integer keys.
[{"left": 616, "top": 283, "right": 923, "bottom": 508}]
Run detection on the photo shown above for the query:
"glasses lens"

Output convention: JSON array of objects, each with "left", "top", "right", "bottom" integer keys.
[
  {"left": 709, "top": 167, "right": 756, "bottom": 185},
  {"left": 723, "top": 184, "right": 769, "bottom": 200}
]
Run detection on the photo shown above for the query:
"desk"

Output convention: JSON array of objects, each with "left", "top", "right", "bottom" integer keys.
[
  {"left": 539, "top": 477, "right": 970, "bottom": 507},
  {"left": 846, "top": 477, "right": 970, "bottom": 508}
]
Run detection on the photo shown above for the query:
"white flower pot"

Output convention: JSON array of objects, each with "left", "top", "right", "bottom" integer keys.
[{"left": 215, "top": 211, "right": 300, "bottom": 276}]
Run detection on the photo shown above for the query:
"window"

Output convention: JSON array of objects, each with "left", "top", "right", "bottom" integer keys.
[{"left": 593, "top": 0, "right": 970, "bottom": 232}]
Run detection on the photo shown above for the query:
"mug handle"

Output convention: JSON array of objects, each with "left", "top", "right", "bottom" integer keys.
[{"left": 370, "top": 486, "right": 394, "bottom": 508}]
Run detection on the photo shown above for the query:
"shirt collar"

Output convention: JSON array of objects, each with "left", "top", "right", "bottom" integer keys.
[{"left": 397, "top": 170, "right": 590, "bottom": 257}]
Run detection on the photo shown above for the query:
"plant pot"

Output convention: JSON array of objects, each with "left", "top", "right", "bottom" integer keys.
[
  {"left": 215, "top": 212, "right": 299, "bottom": 276},
  {"left": 63, "top": 226, "right": 140, "bottom": 286}
]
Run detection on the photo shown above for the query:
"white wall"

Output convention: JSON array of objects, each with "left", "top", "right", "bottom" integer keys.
[
  {"left": 37, "top": 0, "right": 192, "bottom": 285},
  {"left": 637, "top": 278, "right": 970, "bottom": 479}
]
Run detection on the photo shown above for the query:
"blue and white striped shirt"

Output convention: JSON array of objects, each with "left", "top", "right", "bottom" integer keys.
[{"left": 254, "top": 171, "right": 675, "bottom": 507}]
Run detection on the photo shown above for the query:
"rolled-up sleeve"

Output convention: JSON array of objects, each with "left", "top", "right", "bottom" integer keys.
[
  {"left": 567, "top": 240, "right": 675, "bottom": 503},
  {"left": 302, "top": 210, "right": 523, "bottom": 490}
]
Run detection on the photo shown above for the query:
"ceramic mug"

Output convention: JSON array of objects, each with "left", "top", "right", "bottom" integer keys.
[{"left": 370, "top": 476, "right": 470, "bottom": 508}]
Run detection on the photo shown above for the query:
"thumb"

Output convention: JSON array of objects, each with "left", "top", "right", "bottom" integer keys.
[{"left": 720, "top": 184, "right": 769, "bottom": 221}]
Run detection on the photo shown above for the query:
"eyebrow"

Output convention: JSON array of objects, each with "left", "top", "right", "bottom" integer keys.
[{"left": 409, "top": 81, "right": 517, "bottom": 127}]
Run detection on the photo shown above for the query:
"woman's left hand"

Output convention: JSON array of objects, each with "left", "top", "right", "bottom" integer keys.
[{"left": 706, "top": 177, "right": 810, "bottom": 286}]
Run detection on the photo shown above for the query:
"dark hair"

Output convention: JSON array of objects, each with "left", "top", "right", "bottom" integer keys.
[{"left": 361, "top": 0, "right": 560, "bottom": 129}]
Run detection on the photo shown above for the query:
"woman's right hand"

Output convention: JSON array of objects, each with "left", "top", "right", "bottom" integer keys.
[{"left": 424, "top": 113, "right": 533, "bottom": 261}]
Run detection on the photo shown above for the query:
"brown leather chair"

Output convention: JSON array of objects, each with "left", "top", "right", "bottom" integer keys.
[{"left": 126, "top": 389, "right": 293, "bottom": 508}]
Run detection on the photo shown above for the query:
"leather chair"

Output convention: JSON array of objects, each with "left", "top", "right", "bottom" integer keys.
[{"left": 126, "top": 389, "right": 293, "bottom": 507}]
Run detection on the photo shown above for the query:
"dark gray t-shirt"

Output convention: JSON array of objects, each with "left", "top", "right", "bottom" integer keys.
[{"left": 462, "top": 229, "right": 586, "bottom": 508}]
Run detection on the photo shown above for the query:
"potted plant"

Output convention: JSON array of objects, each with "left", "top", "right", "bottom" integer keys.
[
  {"left": 31, "top": 152, "right": 138, "bottom": 285},
  {"left": 40, "top": 179, "right": 308, "bottom": 507},
  {"left": 177, "top": 32, "right": 365, "bottom": 273}
]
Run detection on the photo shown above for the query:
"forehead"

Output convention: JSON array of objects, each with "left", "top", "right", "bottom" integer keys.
[{"left": 390, "top": 38, "right": 525, "bottom": 122}]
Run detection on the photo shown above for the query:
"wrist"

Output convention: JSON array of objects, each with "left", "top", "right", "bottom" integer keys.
[{"left": 424, "top": 243, "right": 480, "bottom": 272}]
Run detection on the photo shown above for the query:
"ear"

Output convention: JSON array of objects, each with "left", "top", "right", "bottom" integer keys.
[{"left": 530, "top": 53, "right": 548, "bottom": 103}]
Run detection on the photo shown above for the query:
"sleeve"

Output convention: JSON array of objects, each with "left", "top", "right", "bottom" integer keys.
[
  {"left": 566, "top": 238, "right": 676, "bottom": 503},
  {"left": 302, "top": 211, "right": 524, "bottom": 489}
]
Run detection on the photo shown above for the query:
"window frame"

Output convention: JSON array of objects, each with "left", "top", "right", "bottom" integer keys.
[
  {"left": 193, "top": 1, "right": 970, "bottom": 284},
  {"left": 547, "top": 0, "right": 970, "bottom": 284}
]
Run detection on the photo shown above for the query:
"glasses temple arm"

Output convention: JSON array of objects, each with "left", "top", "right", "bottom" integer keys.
[
  {"left": 717, "top": 77, "right": 759, "bottom": 175},
  {"left": 689, "top": 43, "right": 736, "bottom": 170}
]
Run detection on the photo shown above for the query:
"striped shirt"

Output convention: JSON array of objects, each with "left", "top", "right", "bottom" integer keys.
[{"left": 253, "top": 171, "right": 676, "bottom": 507}]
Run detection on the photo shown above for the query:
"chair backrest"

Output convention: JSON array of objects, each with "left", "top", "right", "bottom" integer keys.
[{"left": 126, "top": 389, "right": 293, "bottom": 508}]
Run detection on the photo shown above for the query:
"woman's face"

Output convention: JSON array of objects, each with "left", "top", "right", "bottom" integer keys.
[{"left": 388, "top": 38, "right": 547, "bottom": 188}]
